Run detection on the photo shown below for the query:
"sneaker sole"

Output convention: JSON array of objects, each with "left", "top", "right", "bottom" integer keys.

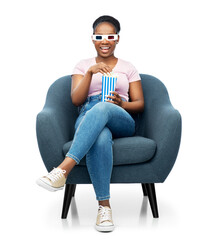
[
  {"left": 36, "top": 178, "right": 64, "bottom": 192},
  {"left": 95, "top": 224, "right": 115, "bottom": 232}
]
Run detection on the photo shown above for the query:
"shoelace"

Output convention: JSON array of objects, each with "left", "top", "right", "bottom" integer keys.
[
  {"left": 98, "top": 205, "right": 112, "bottom": 222},
  {"left": 46, "top": 168, "right": 66, "bottom": 183}
]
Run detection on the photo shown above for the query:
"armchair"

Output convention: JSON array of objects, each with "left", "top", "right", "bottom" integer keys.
[{"left": 36, "top": 74, "right": 182, "bottom": 219}]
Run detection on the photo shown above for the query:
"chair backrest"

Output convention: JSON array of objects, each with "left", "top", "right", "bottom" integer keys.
[
  {"left": 44, "top": 74, "right": 172, "bottom": 138},
  {"left": 44, "top": 75, "right": 78, "bottom": 140},
  {"left": 130, "top": 74, "right": 172, "bottom": 136},
  {"left": 45, "top": 75, "right": 77, "bottom": 114}
]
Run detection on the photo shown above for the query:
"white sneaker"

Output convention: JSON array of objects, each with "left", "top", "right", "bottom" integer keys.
[
  {"left": 95, "top": 205, "right": 115, "bottom": 232},
  {"left": 36, "top": 168, "right": 66, "bottom": 192}
]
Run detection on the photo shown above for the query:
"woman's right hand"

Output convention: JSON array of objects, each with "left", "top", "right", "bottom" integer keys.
[{"left": 88, "top": 62, "right": 112, "bottom": 75}]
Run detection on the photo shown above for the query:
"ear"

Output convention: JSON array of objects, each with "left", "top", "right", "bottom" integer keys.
[
  {"left": 91, "top": 36, "right": 95, "bottom": 44},
  {"left": 116, "top": 34, "right": 120, "bottom": 44}
]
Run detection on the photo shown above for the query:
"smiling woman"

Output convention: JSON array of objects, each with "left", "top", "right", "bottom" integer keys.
[
  {"left": 70, "top": 16, "right": 144, "bottom": 109},
  {"left": 36, "top": 15, "right": 144, "bottom": 232}
]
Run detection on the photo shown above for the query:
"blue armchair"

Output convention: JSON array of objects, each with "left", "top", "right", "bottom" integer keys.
[{"left": 36, "top": 74, "right": 182, "bottom": 219}]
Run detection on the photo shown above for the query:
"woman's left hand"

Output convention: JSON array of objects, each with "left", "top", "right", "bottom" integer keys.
[{"left": 106, "top": 91, "right": 123, "bottom": 107}]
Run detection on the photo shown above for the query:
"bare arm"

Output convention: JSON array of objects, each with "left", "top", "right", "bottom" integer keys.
[
  {"left": 107, "top": 80, "right": 144, "bottom": 114},
  {"left": 71, "top": 71, "right": 92, "bottom": 106},
  {"left": 71, "top": 62, "right": 113, "bottom": 106},
  {"left": 122, "top": 80, "right": 144, "bottom": 113}
]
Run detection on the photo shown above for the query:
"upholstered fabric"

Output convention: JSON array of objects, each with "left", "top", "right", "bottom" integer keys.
[
  {"left": 63, "top": 136, "right": 156, "bottom": 166},
  {"left": 36, "top": 74, "right": 182, "bottom": 184}
]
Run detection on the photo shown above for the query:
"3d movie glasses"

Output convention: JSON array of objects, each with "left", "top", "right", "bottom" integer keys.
[{"left": 92, "top": 34, "right": 119, "bottom": 41}]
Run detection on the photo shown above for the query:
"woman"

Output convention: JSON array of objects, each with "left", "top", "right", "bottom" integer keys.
[{"left": 37, "top": 15, "right": 144, "bottom": 232}]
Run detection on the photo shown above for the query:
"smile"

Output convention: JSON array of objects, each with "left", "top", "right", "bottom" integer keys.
[
  {"left": 100, "top": 47, "right": 110, "bottom": 50},
  {"left": 100, "top": 46, "right": 110, "bottom": 53}
]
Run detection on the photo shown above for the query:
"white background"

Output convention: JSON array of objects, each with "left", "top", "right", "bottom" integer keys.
[{"left": 1, "top": 0, "right": 207, "bottom": 239}]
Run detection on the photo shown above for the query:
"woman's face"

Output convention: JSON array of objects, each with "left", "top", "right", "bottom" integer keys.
[{"left": 92, "top": 22, "right": 119, "bottom": 58}]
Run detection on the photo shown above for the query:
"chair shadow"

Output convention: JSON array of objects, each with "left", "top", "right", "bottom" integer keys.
[
  {"left": 138, "top": 196, "right": 148, "bottom": 225},
  {"left": 138, "top": 196, "right": 159, "bottom": 227},
  {"left": 61, "top": 195, "right": 159, "bottom": 229},
  {"left": 61, "top": 197, "right": 80, "bottom": 229}
]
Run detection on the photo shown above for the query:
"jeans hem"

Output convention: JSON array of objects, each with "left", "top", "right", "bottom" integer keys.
[
  {"left": 65, "top": 153, "right": 80, "bottom": 165},
  {"left": 96, "top": 195, "right": 110, "bottom": 201}
]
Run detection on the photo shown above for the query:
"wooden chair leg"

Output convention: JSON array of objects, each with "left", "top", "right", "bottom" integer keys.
[
  {"left": 72, "top": 184, "right": 76, "bottom": 197},
  {"left": 61, "top": 184, "right": 76, "bottom": 219},
  {"left": 145, "top": 183, "right": 159, "bottom": 218},
  {"left": 141, "top": 183, "right": 148, "bottom": 196}
]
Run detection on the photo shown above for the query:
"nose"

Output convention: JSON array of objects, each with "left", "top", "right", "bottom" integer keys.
[{"left": 101, "top": 37, "right": 109, "bottom": 43}]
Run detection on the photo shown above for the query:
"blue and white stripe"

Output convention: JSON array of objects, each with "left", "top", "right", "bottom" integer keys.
[{"left": 101, "top": 74, "right": 117, "bottom": 102}]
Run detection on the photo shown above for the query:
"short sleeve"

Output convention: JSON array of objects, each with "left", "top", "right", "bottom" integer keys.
[
  {"left": 72, "top": 60, "right": 86, "bottom": 75},
  {"left": 128, "top": 63, "right": 141, "bottom": 83}
]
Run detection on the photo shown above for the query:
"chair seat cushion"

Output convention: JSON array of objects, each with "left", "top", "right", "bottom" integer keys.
[{"left": 62, "top": 136, "right": 156, "bottom": 166}]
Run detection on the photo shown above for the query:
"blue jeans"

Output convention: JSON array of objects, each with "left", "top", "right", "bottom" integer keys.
[{"left": 66, "top": 93, "right": 135, "bottom": 201}]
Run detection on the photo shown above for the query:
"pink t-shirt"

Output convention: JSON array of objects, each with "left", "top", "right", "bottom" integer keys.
[{"left": 72, "top": 57, "right": 141, "bottom": 101}]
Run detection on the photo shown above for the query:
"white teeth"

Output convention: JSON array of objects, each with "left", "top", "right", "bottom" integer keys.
[{"left": 101, "top": 47, "right": 109, "bottom": 50}]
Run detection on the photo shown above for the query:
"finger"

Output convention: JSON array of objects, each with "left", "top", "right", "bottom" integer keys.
[
  {"left": 101, "top": 63, "right": 112, "bottom": 72},
  {"left": 108, "top": 92, "right": 117, "bottom": 98},
  {"left": 106, "top": 99, "right": 119, "bottom": 106},
  {"left": 102, "top": 67, "right": 111, "bottom": 75},
  {"left": 106, "top": 99, "right": 114, "bottom": 104},
  {"left": 106, "top": 95, "right": 115, "bottom": 100},
  {"left": 109, "top": 91, "right": 118, "bottom": 96},
  {"left": 106, "top": 66, "right": 112, "bottom": 73}
]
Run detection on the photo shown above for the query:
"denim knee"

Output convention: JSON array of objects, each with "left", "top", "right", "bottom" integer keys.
[
  {"left": 95, "top": 127, "right": 112, "bottom": 147},
  {"left": 89, "top": 102, "right": 111, "bottom": 118}
]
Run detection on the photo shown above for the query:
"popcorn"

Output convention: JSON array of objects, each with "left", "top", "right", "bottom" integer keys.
[{"left": 101, "top": 72, "right": 118, "bottom": 102}]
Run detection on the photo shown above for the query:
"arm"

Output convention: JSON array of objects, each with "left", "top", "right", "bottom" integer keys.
[
  {"left": 122, "top": 80, "right": 144, "bottom": 113},
  {"left": 71, "top": 62, "right": 113, "bottom": 106},
  {"left": 145, "top": 105, "right": 182, "bottom": 182},
  {"left": 107, "top": 80, "right": 144, "bottom": 114},
  {"left": 36, "top": 75, "right": 78, "bottom": 172},
  {"left": 71, "top": 71, "right": 92, "bottom": 106},
  {"left": 36, "top": 108, "right": 69, "bottom": 172}
]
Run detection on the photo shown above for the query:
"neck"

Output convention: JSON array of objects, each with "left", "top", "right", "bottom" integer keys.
[{"left": 96, "top": 54, "right": 117, "bottom": 63}]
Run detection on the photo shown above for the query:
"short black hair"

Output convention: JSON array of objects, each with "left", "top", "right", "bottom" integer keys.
[{"left": 92, "top": 15, "right": 121, "bottom": 34}]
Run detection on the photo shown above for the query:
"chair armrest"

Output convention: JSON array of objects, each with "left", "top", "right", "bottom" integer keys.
[
  {"left": 36, "top": 107, "right": 73, "bottom": 172},
  {"left": 144, "top": 105, "right": 182, "bottom": 182}
]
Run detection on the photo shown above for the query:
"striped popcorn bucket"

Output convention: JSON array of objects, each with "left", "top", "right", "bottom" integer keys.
[{"left": 101, "top": 73, "right": 118, "bottom": 102}]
